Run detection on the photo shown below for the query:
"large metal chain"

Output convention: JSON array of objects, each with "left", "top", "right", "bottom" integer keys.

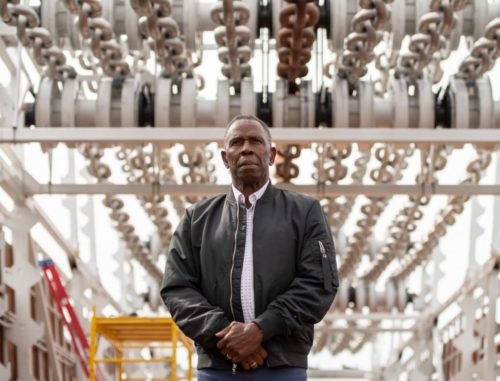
[
  {"left": 130, "top": 0, "right": 191, "bottom": 77},
  {"left": 211, "top": 0, "right": 252, "bottom": 84},
  {"left": 350, "top": 322, "right": 379, "bottom": 353},
  {"left": 178, "top": 145, "right": 217, "bottom": 204},
  {"left": 79, "top": 144, "right": 162, "bottom": 283},
  {"left": 330, "top": 323, "right": 355, "bottom": 354},
  {"left": 362, "top": 145, "right": 449, "bottom": 282},
  {"left": 395, "top": 0, "right": 461, "bottom": 81},
  {"left": 0, "top": 1, "right": 76, "bottom": 80},
  {"left": 275, "top": 144, "right": 301, "bottom": 182},
  {"left": 456, "top": 18, "right": 500, "bottom": 80},
  {"left": 313, "top": 144, "right": 351, "bottom": 235},
  {"left": 338, "top": 0, "right": 394, "bottom": 85},
  {"left": 277, "top": 0, "right": 319, "bottom": 84},
  {"left": 329, "top": 148, "right": 371, "bottom": 234},
  {"left": 62, "top": 0, "right": 130, "bottom": 78},
  {"left": 339, "top": 145, "right": 413, "bottom": 280},
  {"left": 116, "top": 146, "right": 174, "bottom": 252},
  {"left": 391, "top": 148, "right": 493, "bottom": 283}
]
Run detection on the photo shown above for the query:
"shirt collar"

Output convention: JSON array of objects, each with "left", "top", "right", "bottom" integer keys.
[{"left": 232, "top": 179, "right": 270, "bottom": 207}]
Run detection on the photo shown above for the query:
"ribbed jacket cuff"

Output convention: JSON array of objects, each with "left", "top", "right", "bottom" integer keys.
[{"left": 253, "top": 310, "right": 285, "bottom": 341}]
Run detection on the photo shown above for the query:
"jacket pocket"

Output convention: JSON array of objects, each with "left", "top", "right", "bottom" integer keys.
[{"left": 318, "top": 240, "right": 333, "bottom": 291}]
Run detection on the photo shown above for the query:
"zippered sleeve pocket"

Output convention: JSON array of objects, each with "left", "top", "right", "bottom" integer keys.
[{"left": 318, "top": 240, "right": 334, "bottom": 291}]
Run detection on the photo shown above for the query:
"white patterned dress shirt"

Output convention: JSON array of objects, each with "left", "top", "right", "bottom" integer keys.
[{"left": 232, "top": 180, "right": 269, "bottom": 323}]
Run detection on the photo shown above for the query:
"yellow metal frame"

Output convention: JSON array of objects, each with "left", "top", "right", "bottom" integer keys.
[{"left": 89, "top": 307, "right": 193, "bottom": 381}]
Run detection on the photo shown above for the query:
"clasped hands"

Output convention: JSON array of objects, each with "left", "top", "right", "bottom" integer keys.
[{"left": 216, "top": 321, "right": 267, "bottom": 370}]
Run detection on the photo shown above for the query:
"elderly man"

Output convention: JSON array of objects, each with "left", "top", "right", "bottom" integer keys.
[{"left": 161, "top": 115, "right": 338, "bottom": 380}]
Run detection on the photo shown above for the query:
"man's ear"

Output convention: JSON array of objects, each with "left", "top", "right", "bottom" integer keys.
[
  {"left": 221, "top": 150, "right": 229, "bottom": 168},
  {"left": 269, "top": 146, "right": 277, "bottom": 166}
]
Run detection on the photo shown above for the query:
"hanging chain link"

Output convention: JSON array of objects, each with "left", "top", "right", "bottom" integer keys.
[
  {"left": 275, "top": 144, "right": 301, "bottom": 182},
  {"left": 374, "top": 0, "right": 471, "bottom": 89},
  {"left": 178, "top": 145, "right": 217, "bottom": 204},
  {"left": 362, "top": 145, "right": 450, "bottom": 282},
  {"left": 62, "top": 0, "right": 130, "bottom": 78},
  {"left": 211, "top": 0, "right": 252, "bottom": 84},
  {"left": 130, "top": 0, "right": 192, "bottom": 77},
  {"left": 337, "top": 0, "right": 394, "bottom": 85},
  {"left": 339, "top": 145, "right": 413, "bottom": 280},
  {"left": 350, "top": 322, "right": 379, "bottom": 353},
  {"left": 330, "top": 148, "right": 372, "bottom": 234},
  {"left": 391, "top": 148, "right": 493, "bottom": 282},
  {"left": 116, "top": 146, "right": 174, "bottom": 252},
  {"left": 456, "top": 18, "right": 500, "bottom": 80},
  {"left": 277, "top": 0, "right": 319, "bottom": 83},
  {"left": 313, "top": 144, "right": 351, "bottom": 185},
  {"left": 313, "top": 143, "right": 351, "bottom": 235},
  {"left": 330, "top": 323, "right": 356, "bottom": 354},
  {"left": 79, "top": 144, "right": 162, "bottom": 283},
  {"left": 0, "top": 1, "right": 76, "bottom": 80},
  {"left": 395, "top": 0, "right": 462, "bottom": 81}
]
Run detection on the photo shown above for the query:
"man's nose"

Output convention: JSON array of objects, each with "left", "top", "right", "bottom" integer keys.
[{"left": 241, "top": 139, "right": 254, "bottom": 153}]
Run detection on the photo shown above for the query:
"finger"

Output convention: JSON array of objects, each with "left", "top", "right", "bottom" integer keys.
[
  {"left": 246, "top": 355, "right": 260, "bottom": 370},
  {"left": 240, "top": 360, "right": 251, "bottom": 371},
  {"left": 247, "top": 353, "right": 263, "bottom": 367},
  {"left": 257, "top": 346, "right": 268, "bottom": 359},
  {"left": 255, "top": 352, "right": 266, "bottom": 366},
  {"left": 215, "top": 324, "right": 232, "bottom": 338}
]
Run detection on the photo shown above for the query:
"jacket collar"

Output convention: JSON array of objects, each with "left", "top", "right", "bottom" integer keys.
[{"left": 226, "top": 180, "right": 276, "bottom": 205}]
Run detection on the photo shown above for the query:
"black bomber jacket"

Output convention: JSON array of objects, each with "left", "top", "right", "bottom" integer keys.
[{"left": 160, "top": 182, "right": 339, "bottom": 370}]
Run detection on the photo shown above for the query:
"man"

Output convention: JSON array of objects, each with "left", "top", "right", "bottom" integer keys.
[{"left": 161, "top": 115, "right": 338, "bottom": 380}]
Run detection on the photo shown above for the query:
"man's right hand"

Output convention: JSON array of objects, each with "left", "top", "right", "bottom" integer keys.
[{"left": 239, "top": 345, "right": 268, "bottom": 371}]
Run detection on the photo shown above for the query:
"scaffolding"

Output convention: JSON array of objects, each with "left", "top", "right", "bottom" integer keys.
[{"left": 89, "top": 307, "right": 193, "bottom": 381}]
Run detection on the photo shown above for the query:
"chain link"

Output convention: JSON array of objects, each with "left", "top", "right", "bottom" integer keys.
[
  {"left": 362, "top": 145, "right": 450, "bottom": 282},
  {"left": 350, "top": 322, "right": 379, "bottom": 353},
  {"left": 322, "top": 148, "right": 371, "bottom": 235},
  {"left": 178, "top": 145, "right": 217, "bottom": 204},
  {"left": 391, "top": 148, "right": 493, "bottom": 282},
  {"left": 277, "top": 0, "right": 319, "bottom": 83},
  {"left": 370, "top": 0, "right": 472, "bottom": 89},
  {"left": 337, "top": 0, "right": 394, "bottom": 85},
  {"left": 313, "top": 144, "right": 351, "bottom": 236},
  {"left": 211, "top": 0, "right": 252, "bottom": 84},
  {"left": 339, "top": 145, "right": 413, "bottom": 280},
  {"left": 395, "top": 0, "right": 460, "bottom": 81},
  {"left": 456, "top": 18, "right": 500, "bottom": 80},
  {"left": 79, "top": 144, "right": 162, "bottom": 283},
  {"left": 0, "top": 2, "right": 76, "bottom": 80},
  {"left": 61, "top": 0, "right": 130, "bottom": 78},
  {"left": 131, "top": 0, "right": 192, "bottom": 77},
  {"left": 275, "top": 144, "right": 301, "bottom": 182},
  {"left": 116, "top": 146, "right": 175, "bottom": 252},
  {"left": 330, "top": 323, "right": 355, "bottom": 354}
]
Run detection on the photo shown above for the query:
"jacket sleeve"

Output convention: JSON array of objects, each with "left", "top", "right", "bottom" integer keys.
[
  {"left": 160, "top": 209, "right": 232, "bottom": 349},
  {"left": 253, "top": 200, "right": 339, "bottom": 341}
]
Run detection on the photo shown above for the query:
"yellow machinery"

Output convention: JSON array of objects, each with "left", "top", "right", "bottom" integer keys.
[{"left": 89, "top": 307, "right": 193, "bottom": 381}]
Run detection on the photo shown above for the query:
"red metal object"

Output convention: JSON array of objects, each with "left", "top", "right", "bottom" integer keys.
[{"left": 39, "top": 259, "right": 90, "bottom": 377}]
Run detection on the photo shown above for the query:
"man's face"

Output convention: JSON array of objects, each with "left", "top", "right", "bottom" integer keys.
[{"left": 221, "top": 119, "right": 276, "bottom": 185}]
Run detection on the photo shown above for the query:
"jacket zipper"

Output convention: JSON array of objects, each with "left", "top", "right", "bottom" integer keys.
[
  {"left": 229, "top": 203, "right": 240, "bottom": 321},
  {"left": 319, "top": 240, "right": 326, "bottom": 258}
]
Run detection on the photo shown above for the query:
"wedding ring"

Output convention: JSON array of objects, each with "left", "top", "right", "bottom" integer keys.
[{"left": 250, "top": 361, "right": 257, "bottom": 368}]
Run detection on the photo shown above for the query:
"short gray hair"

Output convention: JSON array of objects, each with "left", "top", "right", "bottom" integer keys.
[{"left": 224, "top": 114, "right": 272, "bottom": 148}]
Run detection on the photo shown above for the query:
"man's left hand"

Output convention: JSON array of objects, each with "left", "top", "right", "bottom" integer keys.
[{"left": 215, "top": 321, "right": 263, "bottom": 362}]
